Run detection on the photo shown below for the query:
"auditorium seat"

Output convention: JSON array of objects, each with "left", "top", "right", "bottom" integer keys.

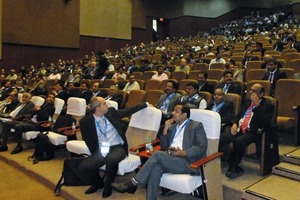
[
  {"left": 145, "top": 79, "right": 161, "bottom": 92},
  {"left": 178, "top": 79, "right": 198, "bottom": 90}
]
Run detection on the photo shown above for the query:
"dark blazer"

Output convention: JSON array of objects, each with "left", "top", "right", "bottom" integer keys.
[
  {"left": 232, "top": 97, "right": 274, "bottom": 136},
  {"left": 79, "top": 90, "right": 93, "bottom": 105},
  {"left": 156, "top": 92, "right": 182, "bottom": 118},
  {"left": 80, "top": 102, "right": 147, "bottom": 155},
  {"left": 3, "top": 99, "right": 20, "bottom": 114},
  {"left": 56, "top": 90, "right": 68, "bottom": 103},
  {"left": 160, "top": 119, "right": 207, "bottom": 164},
  {"left": 219, "top": 83, "right": 241, "bottom": 95},
  {"left": 206, "top": 101, "right": 234, "bottom": 124},
  {"left": 199, "top": 81, "right": 215, "bottom": 94},
  {"left": 105, "top": 93, "right": 123, "bottom": 107},
  {"left": 14, "top": 101, "right": 35, "bottom": 121},
  {"left": 35, "top": 103, "right": 55, "bottom": 122},
  {"left": 262, "top": 69, "right": 287, "bottom": 91}
]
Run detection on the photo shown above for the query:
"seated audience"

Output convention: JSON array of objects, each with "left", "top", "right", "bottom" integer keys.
[
  {"left": 123, "top": 75, "right": 140, "bottom": 94},
  {"left": 206, "top": 88, "right": 234, "bottom": 124},
  {"left": 219, "top": 83, "right": 274, "bottom": 179},
  {"left": 112, "top": 103, "right": 208, "bottom": 200},
  {"left": 181, "top": 82, "right": 207, "bottom": 109},
  {"left": 151, "top": 66, "right": 168, "bottom": 81},
  {"left": 218, "top": 71, "right": 241, "bottom": 95},
  {"left": 262, "top": 58, "right": 287, "bottom": 95},
  {"left": 175, "top": 58, "right": 190, "bottom": 74},
  {"left": 198, "top": 70, "right": 214, "bottom": 94},
  {"left": 104, "top": 85, "right": 123, "bottom": 107},
  {"left": 0, "top": 93, "right": 35, "bottom": 153}
]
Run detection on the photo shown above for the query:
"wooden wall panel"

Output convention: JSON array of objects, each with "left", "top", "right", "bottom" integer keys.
[
  {"left": 2, "top": 0, "right": 79, "bottom": 48},
  {"left": 80, "top": 0, "right": 131, "bottom": 39}
]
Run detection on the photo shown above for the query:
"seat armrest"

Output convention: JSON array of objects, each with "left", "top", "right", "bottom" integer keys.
[
  {"left": 54, "top": 126, "right": 80, "bottom": 135},
  {"left": 190, "top": 152, "right": 223, "bottom": 170},
  {"left": 130, "top": 138, "right": 160, "bottom": 152}
]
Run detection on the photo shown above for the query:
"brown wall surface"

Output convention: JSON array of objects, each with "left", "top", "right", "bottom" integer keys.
[{"left": 2, "top": 0, "right": 79, "bottom": 48}]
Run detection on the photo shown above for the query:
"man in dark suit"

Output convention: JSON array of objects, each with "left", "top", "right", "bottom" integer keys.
[
  {"left": 287, "top": 36, "right": 300, "bottom": 52},
  {"left": 6, "top": 93, "right": 55, "bottom": 154},
  {"left": 0, "top": 91, "right": 20, "bottom": 114},
  {"left": 91, "top": 82, "right": 107, "bottom": 98},
  {"left": 112, "top": 103, "right": 208, "bottom": 200},
  {"left": 52, "top": 82, "right": 68, "bottom": 103},
  {"left": 261, "top": 54, "right": 282, "bottom": 69},
  {"left": 219, "top": 83, "right": 274, "bottom": 179},
  {"left": 0, "top": 92, "right": 35, "bottom": 153},
  {"left": 219, "top": 71, "right": 241, "bottom": 95},
  {"left": 198, "top": 70, "right": 215, "bottom": 94},
  {"left": 206, "top": 88, "right": 234, "bottom": 124},
  {"left": 262, "top": 58, "right": 287, "bottom": 95},
  {"left": 104, "top": 85, "right": 123, "bottom": 108},
  {"left": 156, "top": 80, "right": 182, "bottom": 122},
  {"left": 79, "top": 82, "right": 93, "bottom": 105},
  {"left": 79, "top": 97, "right": 148, "bottom": 198}
]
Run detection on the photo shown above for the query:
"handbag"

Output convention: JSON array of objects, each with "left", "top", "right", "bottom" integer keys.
[{"left": 54, "top": 155, "right": 92, "bottom": 195}]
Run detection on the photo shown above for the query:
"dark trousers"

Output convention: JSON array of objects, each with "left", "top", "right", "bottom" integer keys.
[
  {"left": 79, "top": 145, "right": 127, "bottom": 187},
  {"left": 0, "top": 120, "right": 40, "bottom": 146},
  {"left": 219, "top": 130, "right": 256, "bottom": 168}
]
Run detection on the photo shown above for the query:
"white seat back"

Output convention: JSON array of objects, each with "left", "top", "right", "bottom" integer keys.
[
  {"left": 54, "top": 98, "right": 65, "bottom": 114},
  {"left": 31, "top": 96, "right": 45, "bottom": 106},
  {"left": 190, "top": 109, "right": 221, "bottom": 155},
  {"left": 126, "top": 106, "right": 162, "bottom": 150},
  {"left": 66, "top": 97, "right": 86, "bottom": 116},
  {"left": 107, "top": 100, "right": 118, "bottom": 110}
]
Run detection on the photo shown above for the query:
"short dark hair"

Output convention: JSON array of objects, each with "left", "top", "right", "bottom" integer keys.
[
  {"left": 168, "top": 80, "right": 178, "bottom": 90},
  {"left": 223, "top": 70, "right": 233, "bottom": 77},
  {"left": 199, "top": 70, "right": 208, "bottom": 79},
  {"left": 175, "top": 102, "right": 190, "bottom": 118},
  {"left": 186, "top": 82, "right": 198, "bottom": 91},
  {"left": 265, "top": 58, "right": 278, "bottom": 65}
]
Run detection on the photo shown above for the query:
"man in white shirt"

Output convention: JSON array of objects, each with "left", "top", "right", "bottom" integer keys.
[
  {"left": 209, "top": 52, "right": 226, "bottom": 69},
  {"left": 123, "top": 75, "right": 140, "bottom": 94},
  {"left": 151, "top": 66, "right": 168, "bottom": 81}
]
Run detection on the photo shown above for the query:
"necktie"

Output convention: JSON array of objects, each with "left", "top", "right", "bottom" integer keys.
[
  {"left": 269, "top": 72, "right": 274, "bottom": 83},
  {"left": 223, "top": 84, "right": 229, "bottom": 93},
  {"left": 241, "top": 102, "right": 255, "bottom": 134}
]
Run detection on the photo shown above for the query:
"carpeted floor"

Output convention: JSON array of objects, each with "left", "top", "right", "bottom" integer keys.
[{"left": 0, "top": 137, "right": 297, "bottom": 200}]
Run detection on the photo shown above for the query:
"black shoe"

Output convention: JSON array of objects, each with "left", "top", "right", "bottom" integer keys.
[
  {"left": 85, "top": 182, "right": 104, "bottom": 194},
  {"left": 102, "top": 186, "right": 112, "bottom": 198},
  {"left": 225, "top": 166, "right": 244, "bottom": 179},
  {"left": 111, "top": 181, "right": 137, "bottom": 194},
  {"left": 0, "top": 145, "right": 8, "bottom": 152},
  {"left": 11, "top": 145, "right": 23, "bottom": 154}
]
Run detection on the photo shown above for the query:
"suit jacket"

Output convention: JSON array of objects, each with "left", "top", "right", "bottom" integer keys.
[
  {"left": 232, "top": 97, "right": 274, "bottom": 136},
  {"left": 2, "top": 99, "right": 20, "bottom": 114},
  {"left": 79, "top": 90, "right": 93, "bottom": 105},
  {"left": 219, "top": 82, "right": 241, "bottom": 95},
  {"left": 262, "top": 69, "right": 287, "bottom": 91},
  {"left": 206, "top": 101, "right": 234, "bottom": 124},
  {"left": 156, "top": 92, "right": 182, "bottom": 118},
  {"left": 14, "top": 101, "right": 35, "bottom": 121},
  {"left": 160, "top": 120, "right": 207, "bottom": 163},
  {"left": 199, "top": 81, "right": 214, "bottom": 94},
  {"left": 80, "top": 102, "right": 147, "bottom": 155},
  {"left": 56, "top": 90, "right": 68, "bottom": 103},
  {"left": 105, "top": 93, "right": 123, "bottom": 107},
  {"left": 35, "top": 103, "right": 55, "bottom": 122}
]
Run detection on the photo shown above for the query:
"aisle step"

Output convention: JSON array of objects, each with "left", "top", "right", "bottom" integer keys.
[
  {"left": 282, "top": 148, "right": 300, "bottom": 165},
  {"left": 272, "top": 162, "right": 300, "bottom": 181},
  {"left": 242, "top": 175, "right": 300, "bottom": 200}
]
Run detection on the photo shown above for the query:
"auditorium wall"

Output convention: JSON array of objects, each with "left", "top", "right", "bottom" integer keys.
[
  {"left": 0, "top": 0, "right": 2, "bottom": 60},
  {"left": 0, "top": 0, "right": 296, "bottom": 69}
]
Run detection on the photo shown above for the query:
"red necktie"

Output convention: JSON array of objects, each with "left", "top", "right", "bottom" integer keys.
[{"left": 241, "top": 102, "right": 255, "bottom": 134}]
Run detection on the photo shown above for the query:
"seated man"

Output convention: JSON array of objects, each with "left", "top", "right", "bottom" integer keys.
[
  {"left": 262, "top": 58, "right": 287, "bottom": 96},
  {"left": 156, "top": 80, "right": 182, "bottom": 122},
  {"left": 123, "top": 75, "right": 140, "bottom": 94},
  {"left": 219, "top": 83, "right": 274, "bottom": 179},
  {"left": 79, "top": 97, "right": 150, "bottom": 198},
  {"left": 181, "top": 82, "right": 207, "bottom": 109},
  {"left": 198, "top": 70, "right": 214, "bottom": 94},
  {"left": 0, "top": 92, "right": 35, "bottom": 153},
  {"left": 112, "top": 103, "right": 208, "bottom": 200},
  {"left": 218, "top": 71, "right": 241, "bottom": 95},
  {"left": 104, "top": 85, "right": 123, "bottom": 107},
  {"left": 206, "top": 88, "right": 234, "bottom": 124},
  {"left": 0, "top": 91, "right": 20, "bottom": 115}
]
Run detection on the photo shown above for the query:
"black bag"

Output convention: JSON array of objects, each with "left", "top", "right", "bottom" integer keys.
[
  {"left": 28, "top": 132, "right": 55, "bottom": 164},
  {"left": 53, "top": 114, "right": 77, "bottom": 140},
  {"left": 54, "top": 156, "right": 92, "bottom": 195}
]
